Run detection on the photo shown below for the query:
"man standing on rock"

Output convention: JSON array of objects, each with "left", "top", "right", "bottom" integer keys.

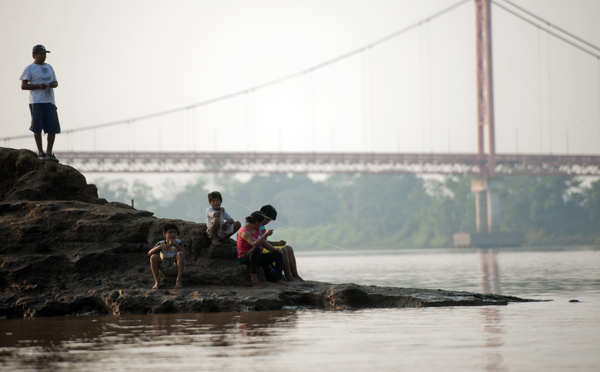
[{"left": 20, "top": 44, "right": 60, "bottom": 162}]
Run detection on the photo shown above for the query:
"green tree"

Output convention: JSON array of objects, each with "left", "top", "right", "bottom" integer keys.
[
  {"left": 93, "top": 173, "right": 598, "bottom": 249},
  {"left": 94, "top": 178, "right": 132, "bottom": 204},
  {"left": 583, "top": 179, "right": 600, "bottom": 239},
  {"left": 500, "top": 176, "right": 588, "bottom": 236}
]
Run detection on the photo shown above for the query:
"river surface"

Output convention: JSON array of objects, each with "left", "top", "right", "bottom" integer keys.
[{"left": 1, "top": 247, "right": 599, "bottom": 371}]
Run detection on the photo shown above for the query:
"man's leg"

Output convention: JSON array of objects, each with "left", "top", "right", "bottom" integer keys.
[
  {"left": 29, "top": 104, "right": 44, "bottom": 155},
  {"left": 44, "top": 104, "right": 60, "bottom": 159},
  {"left": 33, "top": 133, "right": 44, "bottom": 154},
  {"left": 46, "top": 133, "right": 56, "bottom": 155}
]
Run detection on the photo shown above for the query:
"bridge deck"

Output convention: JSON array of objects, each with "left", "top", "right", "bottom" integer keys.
[{"left": 54, "top": 152, "right": 600, "bottom": 175}]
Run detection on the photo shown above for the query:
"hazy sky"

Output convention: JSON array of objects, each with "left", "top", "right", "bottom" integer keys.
[{"left": 2, "top": 0, "right": 600, "bottom": 158}]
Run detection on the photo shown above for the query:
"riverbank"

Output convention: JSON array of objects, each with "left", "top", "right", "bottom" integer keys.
[{"left": 0, "top": 147, "right": 534, "bottom": 318}]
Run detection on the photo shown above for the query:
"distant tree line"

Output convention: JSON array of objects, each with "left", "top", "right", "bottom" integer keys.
[{"left": 94, "top": 174, "right": 600, "bottom": 249}]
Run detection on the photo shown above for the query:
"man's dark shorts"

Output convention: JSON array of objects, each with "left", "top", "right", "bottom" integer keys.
[{"left": 29, "top": 103, "right": 61, "bottom": 134}]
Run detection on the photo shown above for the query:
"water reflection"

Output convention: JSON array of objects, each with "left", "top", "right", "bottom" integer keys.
[
  {"left": 1, "top": 250, "right": 596, "bottom": 372},
  {"left": 0, "top": 311, "right": 298, "bottom": 371},
  {"left": 479, "top": 248, "right": 501, "bottom": 295},
  {"left": 479, "top": 307, "right": 506, "bottom": 372},
  {"left": 478, "top": 248, "right": 505, "bottom": 372}
]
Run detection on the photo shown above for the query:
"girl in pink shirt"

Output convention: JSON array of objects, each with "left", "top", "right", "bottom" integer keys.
[{"left": 237, "top": 211, "right": 285, "bottom": 285}]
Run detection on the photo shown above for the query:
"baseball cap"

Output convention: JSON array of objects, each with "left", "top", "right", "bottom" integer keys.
[{"left": 32, "top": 45, "right": 51, "bottom": 54}]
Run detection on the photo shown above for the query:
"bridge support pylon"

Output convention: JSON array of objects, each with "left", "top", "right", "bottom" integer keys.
[
  {"left": 471, "top": 177, "right": 503, "bottom": 233},
  {"left": 452, "top": 0, "right": 524, "bottom": 248}
]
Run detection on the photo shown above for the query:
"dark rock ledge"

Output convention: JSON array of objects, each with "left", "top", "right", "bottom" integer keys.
[{"left": 0, "top": 148, "right": 537, "bottom": 318}]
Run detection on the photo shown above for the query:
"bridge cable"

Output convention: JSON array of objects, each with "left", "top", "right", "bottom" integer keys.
[
  {"left": 1, "top": 0, "right": 471, "bottom": 143},
  {"left": 547, "top": 28, "right": 553, "bottom": 154},
  {"left": 427, "top": 20, "right": 433, "bottom": 153},
  {"left": 496, "top": 0, "right": 600, "bottom": 155},
  {"left": 493, "top": 0, "right": 600, "bottom": 58},
  {"left": 537, "top": 26, "right": 544, "bottom": 153},
  {"left": 497, "top": 0, "right": 600, "bottom": 54}
]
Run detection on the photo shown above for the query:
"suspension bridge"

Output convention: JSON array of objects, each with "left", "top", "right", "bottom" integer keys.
[
  {"left": 3, "top": 0, "right": 600, "bottom": 240},
  {"left": 3, "top": 0, "right": 599, "bottom": 177}
]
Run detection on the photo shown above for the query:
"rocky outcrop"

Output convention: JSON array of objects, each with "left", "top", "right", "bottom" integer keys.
[{"left": 0, "top": 148, "right": 535, "bottom": 318}]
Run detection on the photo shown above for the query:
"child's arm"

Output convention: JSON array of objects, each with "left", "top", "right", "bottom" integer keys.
[
  {"left": 263, "top": 236, "right": 285, "bottom": 247},
  {"left": 241, "top": 229, "right": 273, "bottom": 248},
  {"left": 222, "top": 208, "right": 233, "bottom": 223},
  {"left": 263, "top": 239, "right": 282, "bottom": 256},
  {"left": 168, "top": 239, "right": 185, "bottom": 252},
  {"left": 148, "top": 242, "right": 168, "bottom": 256},
  {"left": 260, "top": 233, "right": 282, "bottom": 255},
  {"left": 221, "top": 209, "right": 234, "bottom": 229},
  {"left": 207, "top": 208, "right": 221, "bottom": 228},
  {"left": 207, "top": 208, "right": 221, "bottom": 218},
  {"left": 263, "top": 240, "right": 277, "bottom": 251}
]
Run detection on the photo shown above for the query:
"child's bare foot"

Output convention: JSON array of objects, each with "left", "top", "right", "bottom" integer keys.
[
  {"left": 250, "top": 273, "right": 259, "bottom": 285},
  {"left": 295, "top": 276, "right": 305, "bottom": 282},
  {"left": 211, "top": 237, "right": 220, "bottom": 246},
  {"left": 275, "top": 280, "right": 288, "bottom": 285},
  {"left": 174, "top": 279, "right": 182, "bottom": 289},
  {"left": 152, "top": 282, "right": 161, "bottom": 289}
]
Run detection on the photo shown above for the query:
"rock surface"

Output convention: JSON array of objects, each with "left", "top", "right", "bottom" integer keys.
[{"left": 0, "top": 148, "right": 534, "bottom": 318}]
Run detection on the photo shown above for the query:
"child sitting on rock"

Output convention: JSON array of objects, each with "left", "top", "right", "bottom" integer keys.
[
  {"left": 259, "top": 205, "right": 304, "bottom": 282},
  {"left": 237, "top": 211, "right": 285, "bottom": 286},
  {"left": 206, "top": 191, "right": 241, "bottom": 246},
  {"left": 148, "top": 223, "right": 186, "bottom": 289}
]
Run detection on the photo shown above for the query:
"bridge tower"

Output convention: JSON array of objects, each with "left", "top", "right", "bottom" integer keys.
[
  {"left": 472, "top": 0, "right": 502, "bottom": 235},
  {"left": 455, "top": 0, "right": 523, "bottom": 247}
]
